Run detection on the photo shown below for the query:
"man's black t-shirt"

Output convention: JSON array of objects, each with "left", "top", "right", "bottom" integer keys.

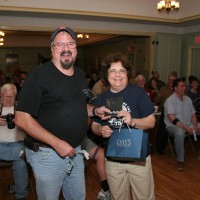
[{"left": 17, "top": 61, "right": 88, "bottom": 148}]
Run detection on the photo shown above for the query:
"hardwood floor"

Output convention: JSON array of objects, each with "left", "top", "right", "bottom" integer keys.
[{"left": 1, "top": 142, "right": 200, "bottom": 200}]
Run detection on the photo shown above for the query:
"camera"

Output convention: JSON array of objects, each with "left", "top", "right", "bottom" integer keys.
[
  {"left": 105, "top": 111, "right": 118, "bottom": 118},
  {"left": 2, "top": 113, "right": 15, "bottom": 129},
  {"left": 105, "top": 97, "right": 123, "bottom": 118}
]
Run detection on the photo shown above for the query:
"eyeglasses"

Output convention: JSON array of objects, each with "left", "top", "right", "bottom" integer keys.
[
  {"left": 2, "top": 96, "right": 15, "bottom": 99},
  {"left": 53, "top": 41, "right": 76, "bottom": 50},
  {"left": 108, "top": 69, "right": 127, "bottom": 75},
  {"left": 191, "top": 82, "right": 199, "bottom": 85}
]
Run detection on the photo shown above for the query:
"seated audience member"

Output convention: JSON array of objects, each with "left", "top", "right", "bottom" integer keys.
[
  {"left": 16, "top": 71, "right": 28, "bottom": 100},
  {"left": 170, "top": 71, "right": 178, "bottom": 77},
  {"left": 92, "top": 78, "right": 109, "bottom": 97},
  {"left": 85, "top": 74, "right": 92, "bottom": 89},
  {"left": 89, "top": 77, "right": 111, "bottom": 199},
  {"left": 164, "top": 78, "right": 199, "bottom": 171},
  {"left": 149, "top": 78, "right": 159, "bottom": 98},
  {"left": 155, "top": 72, "right": 177, "bottom": 154},
  {"left": 187, "top": 76, "right": 200, "bottom": 121},
  {"left": 146, "top": 71, "right": 166, "bottom": 91},
  {"left": 81, "top": 136, "right": 110, "bottom": 200},
  {"left": 90, "top": 71, "right": 99, "bottom": 89},
  {"left": 135, "top": 74, "right": 155, "bottom": 104},
  {"left": 19, "top": 71, "right": 27, "bottom": 88},
  {"left": 0, "top": 72, "right": 6, "bottom": 86},
  {"left": 81, "top": 117, "right": 110, "bottom": 200},
  {"left": 0, "top": 83, "right": 28, "bottom": 200},
  {"left": 155, "top": 73, "right": 177, "bottom": 110},
  {"left": 11, "top": 73, "right": 21, "bottom": 93}
]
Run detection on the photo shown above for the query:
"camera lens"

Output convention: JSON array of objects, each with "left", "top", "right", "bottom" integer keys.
[{"left": 6, "top": 113, "right": 15, "bottom": 129}]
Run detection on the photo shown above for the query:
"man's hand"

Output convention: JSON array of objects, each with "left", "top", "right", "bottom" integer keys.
[
  {"left": 185, "top": 126, "right": 194, "bottom": 135},
  {"left": 194, "top": 126, "right": 200, "bottom": 134},
  {"left": 53, "top": 140, "right": 76, "bottom": 158},
  {"left": 95, "top": 106, "right": 111, "bottom": 120},
  {"left": 0, "top": 116, "right": 6, "bottom": 126}
]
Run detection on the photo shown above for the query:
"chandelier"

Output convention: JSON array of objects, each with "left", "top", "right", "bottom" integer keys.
[
  {"left": 157, "top": 0, "right": 180, "bottom": 14},
  {"left": 77, "top": 33, "right": 89, "bottom": 39},
  {"left": 0, "top": 31, "right": 5, "bottom": 46}
]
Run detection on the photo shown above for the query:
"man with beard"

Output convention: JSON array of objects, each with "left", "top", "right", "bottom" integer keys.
[{"left": 14, "top": 27, "right": 110, "bottom": 200}]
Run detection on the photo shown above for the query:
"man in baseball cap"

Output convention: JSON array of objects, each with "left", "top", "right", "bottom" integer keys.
[
  {"left": 15, "top": 26, "right": 110, "bottom": 200},
  {"left": 50, "top": 26, "right": 77, "bottom": 44}
]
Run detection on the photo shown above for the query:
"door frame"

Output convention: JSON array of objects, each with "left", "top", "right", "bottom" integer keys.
[{"left": 187, "top": 45, "right": 200, "bottom": 77}]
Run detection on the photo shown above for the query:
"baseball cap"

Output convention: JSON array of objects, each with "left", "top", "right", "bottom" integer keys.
[{"left": 50, "top": 26, "right": 77, "bottom": 44}]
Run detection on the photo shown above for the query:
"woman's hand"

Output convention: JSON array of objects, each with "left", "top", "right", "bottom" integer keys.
[
  {"left": 101, "top": 125, "right": 113, "bottom": 138},
  {"left": 117, "top": 110, "right": 132, "bottom": 126}
]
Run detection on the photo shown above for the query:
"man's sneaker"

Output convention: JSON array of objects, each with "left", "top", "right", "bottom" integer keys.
[
  {"left": 177, "top": 162, "right": 184, "bottom": 171},
  {"left": 8, "top": 184, "right": 15, "bottom": 194},
  {"left": 97, "top": 189, "right": 111, "bottom": 200}
]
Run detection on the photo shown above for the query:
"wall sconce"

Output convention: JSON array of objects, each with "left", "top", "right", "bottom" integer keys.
[{"left": 0, "top": 31, "right": 5, "bottom": 46}]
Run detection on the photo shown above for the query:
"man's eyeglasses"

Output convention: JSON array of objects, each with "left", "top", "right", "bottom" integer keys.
[
  {"left": 52, "top": 41, "right": 77, "bottom": 50},
  {"left": 3, "top": 96, "right": 15, "bottom": 99},
  {"left": 109, "top": 69, "right": 127, "bottom": 75}
]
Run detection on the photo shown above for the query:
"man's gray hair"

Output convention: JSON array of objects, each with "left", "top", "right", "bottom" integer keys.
[{"left": 1, "top": 83, "right": 17, "bottom": 96}]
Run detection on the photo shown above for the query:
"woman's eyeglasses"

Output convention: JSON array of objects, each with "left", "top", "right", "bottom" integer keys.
[{"left": 109, "top": 69, "right": 127, "bottom": 75}]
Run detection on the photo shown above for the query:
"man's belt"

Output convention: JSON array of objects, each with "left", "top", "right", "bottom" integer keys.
[{"left": 24, "top": 136, "right": 51, "bottom": 152}]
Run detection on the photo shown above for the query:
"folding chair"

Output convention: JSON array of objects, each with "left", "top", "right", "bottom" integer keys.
[{"left": 167, "top": 135, "right": 196, "bottom": 160}]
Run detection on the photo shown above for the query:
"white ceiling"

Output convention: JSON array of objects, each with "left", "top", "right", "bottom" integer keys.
[
  {"left": 0, "top": 0, "right": 200, "bottom": 21},
  {"left": 0, "top": 0, "right": 199, "bottom": 39}
]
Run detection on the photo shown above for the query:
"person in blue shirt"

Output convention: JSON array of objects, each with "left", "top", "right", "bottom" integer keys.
[{"left": 91, "top": 53, "right": 155, "bottom": 200}]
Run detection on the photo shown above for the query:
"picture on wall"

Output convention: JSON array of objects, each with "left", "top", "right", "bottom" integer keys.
[{"left": 6, "top": 54, "right": 19, "bottom": 73}]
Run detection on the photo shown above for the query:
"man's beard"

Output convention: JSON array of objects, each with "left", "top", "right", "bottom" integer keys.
[{"left": 60, "top": 50, "right": 75, "bottom": 69}]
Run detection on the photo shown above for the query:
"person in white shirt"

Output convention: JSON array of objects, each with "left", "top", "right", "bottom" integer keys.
[
  {"left": 0, "top": 83, "right": 28, "bottom": 200},
  {"left": 164, "top": 78, "right": 199, "bottom": 171}
]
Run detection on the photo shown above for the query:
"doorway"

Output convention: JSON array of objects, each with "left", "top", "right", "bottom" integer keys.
[{"left": 187, "top": 45, "right": 200, "bottom": 78}]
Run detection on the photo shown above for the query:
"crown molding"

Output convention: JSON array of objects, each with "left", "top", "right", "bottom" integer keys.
[{"left": 1, "top": 5, "right": 199, "bottom": 24}]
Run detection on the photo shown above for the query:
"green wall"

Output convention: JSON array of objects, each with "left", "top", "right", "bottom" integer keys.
[{"left": 181, "top": 32, "right": 200, "bottom": 80}]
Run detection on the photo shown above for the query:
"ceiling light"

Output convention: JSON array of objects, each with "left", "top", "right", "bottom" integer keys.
[
  {"left": 0, "top": 31, "right": 5, "bottom": 46},
  {"left": 0, "top": 31, "right": 5, "bottom": 37},
  {"left": 157, "top": 0, "right": 180, "bottom": 14},
  {"left": 77, "top": 33, "right": 90, "bottom": 39}
]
